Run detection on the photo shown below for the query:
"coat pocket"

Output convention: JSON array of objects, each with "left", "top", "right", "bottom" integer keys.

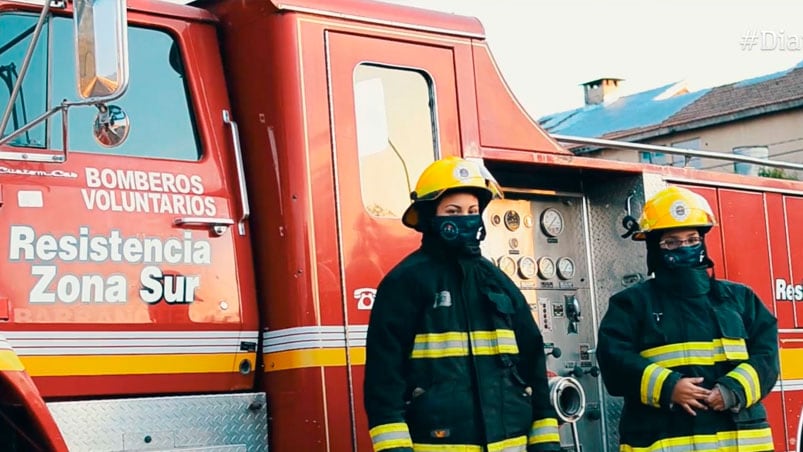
[
  {"left": 405, "top": 382, "right": 474, "bottom": 441},
  {"left": 714, "top": 308, "right": 749, "bottom": 361},
  {"left": 483, "top": 288, "right": 520, "bottom": 356},
  {"left": 733, "top": 403, "right": 768, "bottom": 427},
  {"left": 501, "top": 368, "right": 533, "bottom": 437},
  {"left": 485, "top": 289, "right": 515, "bottom": 315}
]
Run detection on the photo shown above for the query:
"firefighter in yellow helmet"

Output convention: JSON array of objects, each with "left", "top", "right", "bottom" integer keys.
[
  {"left": 597, "top": 186, "right": 779, "bottom": 451},
  {"left": 364, "top": 156, "right": 561, "bottom": 452}
]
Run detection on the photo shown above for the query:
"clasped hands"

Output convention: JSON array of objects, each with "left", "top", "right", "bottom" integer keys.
[{"left": 670, "top": 377, "right": 727, "bottom": 416}]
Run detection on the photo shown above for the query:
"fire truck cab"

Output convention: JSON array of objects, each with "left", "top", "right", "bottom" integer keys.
[{"left": 0, "top": 0, "right": 802, "bottom": 451}]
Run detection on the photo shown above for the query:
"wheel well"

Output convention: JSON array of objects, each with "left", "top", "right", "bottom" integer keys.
[{"left": 0, "top": 380, "right": 49, "bottom": 452}]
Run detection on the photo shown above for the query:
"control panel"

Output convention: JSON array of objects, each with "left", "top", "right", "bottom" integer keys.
[{"left": 482, "top": 193, "right": 603, "bottom": 450}]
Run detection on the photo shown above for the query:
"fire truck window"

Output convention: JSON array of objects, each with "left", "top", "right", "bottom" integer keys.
[
  {"left": 50, "top": 19, "right": 200, "bottom": 159},
  {"left": 0, "top": 13, "right": 48, "bottom": 147},
  {"left": 0, "top": 13, "right": 200, "bottom": 160},
  {"left": 354, "top": 64, "right": 437, "bottom": 218}
]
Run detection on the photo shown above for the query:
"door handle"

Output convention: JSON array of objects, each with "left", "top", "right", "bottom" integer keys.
[{"left": 174, "top": 217, "right": 234, "bottom": 236}]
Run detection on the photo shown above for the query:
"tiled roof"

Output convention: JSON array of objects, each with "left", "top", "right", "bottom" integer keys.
[
  {"left": 539, "top": 61, "right": 803, "bottom": 141},
  {"left": 662, "top": 66, "right": 803, "bottom": 127}
]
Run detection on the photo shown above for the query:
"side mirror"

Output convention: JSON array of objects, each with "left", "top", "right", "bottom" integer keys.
[{"left": 74, "top": 0, "right": 129, "bottom": 101}]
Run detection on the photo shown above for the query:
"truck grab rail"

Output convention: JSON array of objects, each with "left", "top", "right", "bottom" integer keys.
[
  {"left": 223, "top": 110, "right": 251, "bottom": 235},
  {"left": 551, "top": 134, "right": 803, "bottom": 172}
]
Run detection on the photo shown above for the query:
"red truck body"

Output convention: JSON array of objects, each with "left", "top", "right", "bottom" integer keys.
[{"left": 0, "top": 1, "right": 801, "bottom": 451}]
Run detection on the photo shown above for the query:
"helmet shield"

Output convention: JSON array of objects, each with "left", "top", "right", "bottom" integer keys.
[
  {"left": 402, "top": 157, "right": 503, "bottom": 230},
  {"left": 633, "top": 186, "right": 716, "bottom": 240}
]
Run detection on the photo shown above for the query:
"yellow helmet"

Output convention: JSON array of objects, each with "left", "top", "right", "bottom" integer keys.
[
  {"left": 402, "top": 156, "right": 503, "bottom": 230},
  {"left": 634, "top": 186, "right": 716, "bottom": 240}
]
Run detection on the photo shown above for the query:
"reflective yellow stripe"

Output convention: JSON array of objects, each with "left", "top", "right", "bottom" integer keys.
[
  {"left": 619, "top": 427, "right": 773, "bottom": 451},
  {"left": 728, "top": 362, "right": 761, "bottom": 407},
  {"left": 488, "top": 435, "right": 527, "bottom": 452},
  {"left": 369, "top": 423, "right": 412, "bottom": 451},
  {"left": 265, "top": 347, "right": 365, "bottom": 372},
  {"left": 640, "top": 363, "right": 672, "bottom": 407},
  {"left": 529, "top": 418, "right": 559, "bottom": 445},
  {"left": 720, "top": 338, "right": 749, "bottom": 360},
  {"left": 413, "top": 444, "right": 482, "bottom": 451},
  {"left": 411, "top": 332, "right": 468, "bottom": 358},
  {"left": 0, "top": 349, "right": 25, "bottom": 372},
  {"left": 640, "top": 338, "right": 748, "bottom": 368},
  {"left": 471, "top": 330, "right": 519, "bottom": 355},
  {"left": 413, "top": 436, "right": 526, "bottom": 452},
  {"left": 21, "top": 353, "right": 251, "bottom": 376},
  {"left": 411, "top": 330, "right": 518, "bottom": 359}
]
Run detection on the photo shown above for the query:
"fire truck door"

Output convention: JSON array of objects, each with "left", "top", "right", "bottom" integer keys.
[
  {"left": 0, "top": 14, "right": 255, "bottom": 396},
  {"left": 325, "top": 30, "right": 462, "bottom": 448}
]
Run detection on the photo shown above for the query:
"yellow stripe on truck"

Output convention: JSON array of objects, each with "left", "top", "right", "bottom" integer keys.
[
  {"left": 781, "top": 348, "right": 803, "bottom": 380},
  {"left": 0, "top": 349, "right": 25, "bottom": 372},
  {"left": 20, "top": 353, "right": 256, "bottom": 377},
  {"left": 264, "top": 347, "right": 366, "bottom": 372}
]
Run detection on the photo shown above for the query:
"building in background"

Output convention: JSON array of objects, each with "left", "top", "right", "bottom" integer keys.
[{"left": 539, "top": 61, "right": 803, "bottom": 179}]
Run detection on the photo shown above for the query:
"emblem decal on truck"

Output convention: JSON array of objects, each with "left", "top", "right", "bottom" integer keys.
[{"left": 354, "top": 288, "right": 376, "bottom": 310}]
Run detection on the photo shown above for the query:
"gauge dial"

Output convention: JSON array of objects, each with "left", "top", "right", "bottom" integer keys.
[
  {"left": 540, "top": 208, "right": 564, "bottom": 237},
  {"left": 557, "top": 257, "right": 576, "bottom": 280},
  {"left": 504, "top": 210, "right": 521, "bottom": 231},
  {"left": 537, "top": 257, "right": 556, "bottom": 280},
  {"left": 497, "top": 256, "right": 517, "bottom": 278},
  {"left": 518, "top": 256, "right": 537, "bottom": 279}
]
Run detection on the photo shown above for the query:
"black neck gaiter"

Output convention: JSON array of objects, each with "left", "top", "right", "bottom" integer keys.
[{"left": 426, "top": 214, "right": 485, "bottom": 258}]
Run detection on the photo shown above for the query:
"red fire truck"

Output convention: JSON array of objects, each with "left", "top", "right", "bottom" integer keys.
[{"left": 0, "top": 0, "right": 801, "bottom": 450}]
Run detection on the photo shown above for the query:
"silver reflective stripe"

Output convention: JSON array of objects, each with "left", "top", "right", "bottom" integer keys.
[
  {"left": 729, "top": 363, "right": 760, "bottom": 406},
  {"left": 470, "top": 335, "right": 518, "bottom": 354},
  {"left": 411, "top": 330, "right": 518, "bottom": 358},
  {"left": 639, "top": 338, "right": 749, "bottom": 368},
  {"left": 640, "top": 364, "right": 671, "bottom": 407},
  {"left": 373, "top": 430, "right": 409, "bottom": 444},
  {"left": 619, "top": 427, "right": 773, "bottom": 451},
  {"left": 411, "top": 334, "right": 468, "bottom": 358},
  {"left": 720, "top": 338, "right": 748, "bottom": 358},
  {"left": 645, "top": 346, "right": 712, "bottom": 367}
]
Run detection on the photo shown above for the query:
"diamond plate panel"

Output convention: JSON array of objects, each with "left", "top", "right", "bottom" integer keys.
[
  {"left": 585, "top": 173, "right": 656, "bottom": 452},
  {"left": 47, "top": 393, "right": 267, "bottom": 451}
]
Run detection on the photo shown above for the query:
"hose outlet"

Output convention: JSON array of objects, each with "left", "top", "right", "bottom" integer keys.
[{"left": 548, "top": 376, "right": 586, "bottom": 424}]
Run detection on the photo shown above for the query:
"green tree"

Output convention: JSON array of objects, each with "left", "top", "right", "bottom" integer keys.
[{"left": 758, "top": 167, "right": 799, "bottom": 180}]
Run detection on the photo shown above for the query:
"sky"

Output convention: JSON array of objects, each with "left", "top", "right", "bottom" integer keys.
[{"left": 380, "top": 0, "right": 803, "bottom": 118}]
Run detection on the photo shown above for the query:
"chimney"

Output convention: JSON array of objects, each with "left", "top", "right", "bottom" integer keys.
[{"left": 582, "top": 77, "right": 624, "bottom": 105}]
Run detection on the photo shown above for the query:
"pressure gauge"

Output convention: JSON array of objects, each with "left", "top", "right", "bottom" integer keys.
[
  {"left": 498, "top": 256, "right": 517, "bottom": 278},
  {"left": 556, "top": 257, "right": 576, "bottom": 280},
  {"left": 537, "top": 257, "right": 556, "bottom": 280},
  {"left": 504, "top": 210, "right": 521, "bottom": 231},
  {"left": 540, "top": 208, "right": 564, "bottom": 237},
  {"left": 518, "top": 256, "right": 537, "bottom": 279}
]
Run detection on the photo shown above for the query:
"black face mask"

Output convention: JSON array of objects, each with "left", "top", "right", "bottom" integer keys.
[
  {"left": 430, "top": 214, "right": 485, "bottom": 256},
  {"left": 660, "top": 243, "right": 706, "bottom": 269}
]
